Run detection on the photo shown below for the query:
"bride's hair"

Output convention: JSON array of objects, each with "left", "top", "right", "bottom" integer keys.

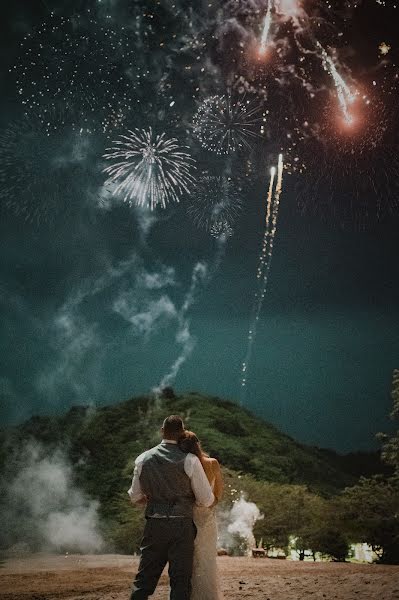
[{"left": 178, "top": 430, "right": 208, "bottom": 461}]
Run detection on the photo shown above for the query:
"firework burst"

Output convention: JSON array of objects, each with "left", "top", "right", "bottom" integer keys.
[
  {"left": 0, "top": 113, "right": 93, "bottom": 224},
  {"left": 103, "top": 128, "right": 196, "bottom": 210},
  {"left": 187, "top": 174, "right": 243, "bottom": 231},
  {"left": 13, "top": 12, "right": 138, "bottom": 132},
  {"left": 210, "top": 220, "right": 234, "bottom": 239},
  {"left": 295, "top": 76, "right": 399, "bottom": 227},
  {"left": 192, "top": 94, "right": 267, "bottom": 155},
  {"left": 217, "top": 0, "right": 399, "bottom": 227}
]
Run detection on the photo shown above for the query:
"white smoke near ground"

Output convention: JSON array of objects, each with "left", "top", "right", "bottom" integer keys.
[
  {"left": 217, "top": 495, "right": 263, "bottom": 555},
  {"left": 1, "top": 441, "right": 104, "bottom": 554}
]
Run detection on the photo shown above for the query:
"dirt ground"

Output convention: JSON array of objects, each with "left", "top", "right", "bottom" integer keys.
[{"left": 1, "top": 554, "right": 399, "bottom": 600}]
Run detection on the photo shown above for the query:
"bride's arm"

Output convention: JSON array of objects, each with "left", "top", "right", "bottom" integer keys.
[{"left": 211, "top": 459, "right": 224, "bottom": 502}]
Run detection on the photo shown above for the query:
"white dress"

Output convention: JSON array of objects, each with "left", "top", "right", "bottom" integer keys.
[{"left": 191, "top": 488, "right": 224, "bottom": 600}]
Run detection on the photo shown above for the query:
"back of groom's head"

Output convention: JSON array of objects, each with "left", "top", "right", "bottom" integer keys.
[{"left": 162, "top": 415, "right": 185, "bottom": 440}]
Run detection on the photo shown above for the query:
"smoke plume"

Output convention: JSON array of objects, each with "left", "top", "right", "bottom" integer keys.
[
  {"left": 0, "top": 441, "right": 104, "bottom": 554},
  {"left": 218, "top": 495, "right": 263, "bottom": 555},
  {"left": 155, "top": 261, "right": 208, "bottom": 391}
]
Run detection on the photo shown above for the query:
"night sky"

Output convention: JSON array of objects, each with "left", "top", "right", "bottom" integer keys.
[{"left": 1, "top": 0, "right": 398, "bottom": 453}]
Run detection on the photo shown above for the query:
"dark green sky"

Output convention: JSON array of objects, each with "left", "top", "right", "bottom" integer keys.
[{"left": 1, "top": 1, "right": 398, "bottom": 452}]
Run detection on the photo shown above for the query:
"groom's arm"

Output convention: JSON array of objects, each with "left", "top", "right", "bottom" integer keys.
[
  {"left": 185, "top": 454, "right": 215, "bottom": 507},
  {"left": 127, "top": 454, "right": 147, "bottom": 505}
]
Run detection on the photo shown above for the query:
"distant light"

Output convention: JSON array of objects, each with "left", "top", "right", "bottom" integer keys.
[{"left": 379, "top": 42, "right": 391, "bottom": 56}]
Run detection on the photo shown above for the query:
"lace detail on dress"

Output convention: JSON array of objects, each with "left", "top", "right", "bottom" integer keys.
[{"left": 191, "top": 505, "right": 224, "bottom": 600}]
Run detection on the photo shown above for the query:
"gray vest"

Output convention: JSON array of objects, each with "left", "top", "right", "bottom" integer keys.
[{"left": 139, "top": 443, "right": 195, "bottom": 518}]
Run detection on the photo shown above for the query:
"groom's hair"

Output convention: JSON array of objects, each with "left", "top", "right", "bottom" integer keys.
[{"left": 162, "top": 415, "right": 185, "bottom": 438}]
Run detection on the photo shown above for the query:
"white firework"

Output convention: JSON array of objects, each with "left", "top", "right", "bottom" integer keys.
[
  {"left": 102, "top": 128, "right": 196, "bottom": 210},
  {"left": 210, "top": 221, "right": 234, "bottom": 239},
  {"left": 193, "top": 94, "right": 266, "bottom": 155}
]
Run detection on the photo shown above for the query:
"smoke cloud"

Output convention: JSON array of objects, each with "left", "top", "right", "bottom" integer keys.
[
  {"left": 218, "top": 495, "right": 263, "bottom": 555},
  {"left": 0, "top": 441, "right": 104, "bottom": 554}
]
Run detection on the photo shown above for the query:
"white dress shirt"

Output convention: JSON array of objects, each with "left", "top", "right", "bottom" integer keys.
[{"left": 128, "top": 439, "right": 214, "bottom": 508}]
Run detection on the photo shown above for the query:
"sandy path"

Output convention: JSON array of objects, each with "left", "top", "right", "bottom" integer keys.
[{"left": 1, "top": 554, "right": 399, "bottom": 600}]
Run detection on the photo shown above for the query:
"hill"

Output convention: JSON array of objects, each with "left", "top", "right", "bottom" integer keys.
[
  {"left": 0, "top": 391, "right": 385, "bottom": 493},
  {"left": 0, "top": 391, "right": 387, "bottom": 554}
]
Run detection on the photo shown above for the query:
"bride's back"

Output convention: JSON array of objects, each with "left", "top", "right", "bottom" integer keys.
[
  {"left": 201, "top": 456, "right": 223, "bottom": 502},
  {"left": 179, "top": 431, "right": 224, "bottom": 502}
]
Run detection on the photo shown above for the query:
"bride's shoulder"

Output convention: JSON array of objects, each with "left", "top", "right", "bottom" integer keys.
[{"left": 204, "top": 457, "right": 220, "bottom": 469}]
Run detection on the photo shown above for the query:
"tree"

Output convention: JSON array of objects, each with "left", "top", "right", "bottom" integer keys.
[
  {"left": 333, "top": 370, "right": 399, "bottom": 565},
  {"left": 377, "top": 369, "right": 399, "bottom": 478},
  {"left": 283, "top": 492, "right": 349, "bottom": 562},
  {"left": 306, "top": 528, "right": 348, "bottom": 562},
  {"left": 108, "top": 493, "right": 146, "bottom": 554},
  {"left": 160, "top": 387, "right": 176, "bottom": 400},
  {"left": 340, "top": 476, "right": 399, "bottom": 564},
  {"left": 252, "top": 483, "right": 326, "bottom": 558}
]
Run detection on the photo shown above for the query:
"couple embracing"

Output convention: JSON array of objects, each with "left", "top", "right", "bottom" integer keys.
[{"left": 128, "top": 415, "right": 224, "bottom": 600}]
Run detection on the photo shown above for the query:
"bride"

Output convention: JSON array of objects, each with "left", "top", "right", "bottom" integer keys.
[{"left": 179, "top": 431, "right": 224, "bottom": 600}]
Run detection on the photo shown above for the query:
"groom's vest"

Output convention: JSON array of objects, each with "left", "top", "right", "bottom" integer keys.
[{"left": 139, "top": 443, "right": 195, "bottom": 518}]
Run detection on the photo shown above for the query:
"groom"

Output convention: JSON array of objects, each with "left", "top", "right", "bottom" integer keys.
[{"left": 128, "top": 415, "right": 214, "bottom": 600}]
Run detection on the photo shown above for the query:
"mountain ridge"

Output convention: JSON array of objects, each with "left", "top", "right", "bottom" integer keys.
[{"left": 0, "top": 391, "right": 386, "bottom": 497}]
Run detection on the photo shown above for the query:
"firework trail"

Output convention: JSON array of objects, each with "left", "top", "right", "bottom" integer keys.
[
  {"left": 103, "top": 128, "right": 196, "bottom": 210},
  {"left": 257, "top": 1, "right": 357, "bottom": 127},
  {"left": 154, "top": 262, "right": 208, "bottom": 393},
  {"left": 240, "top": 154, "right": 284, "bottom": 399},
  {"left": 318, "top": 43, "right": 356, "bottom": 125},
  {"left": 256, "top": 166, "right": 276, "bottom": 279},
  {"left": 156, "top": 232, "right": 233, "bottom": 395},
  {"left": 259, "top": 0, "right": 304, "bottom": 54},
  {"left": 156, "top": 156, "right": 241, "bottom": 395},
  {"left": 259, "top": 0, "right": 273, "bottom": 55}
]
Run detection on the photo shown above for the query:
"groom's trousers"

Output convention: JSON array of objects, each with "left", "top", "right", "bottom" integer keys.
[{"left": 130, "top": 517, "right": 196, "bottom": 600}]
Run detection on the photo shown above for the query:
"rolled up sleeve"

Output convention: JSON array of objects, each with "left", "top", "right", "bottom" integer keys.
[
  {"left": 185, "top": 454, "right": 215, "bottom": 507},
  {"left": 127, "top": 456, "right": 146, "bottom": 505}
]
